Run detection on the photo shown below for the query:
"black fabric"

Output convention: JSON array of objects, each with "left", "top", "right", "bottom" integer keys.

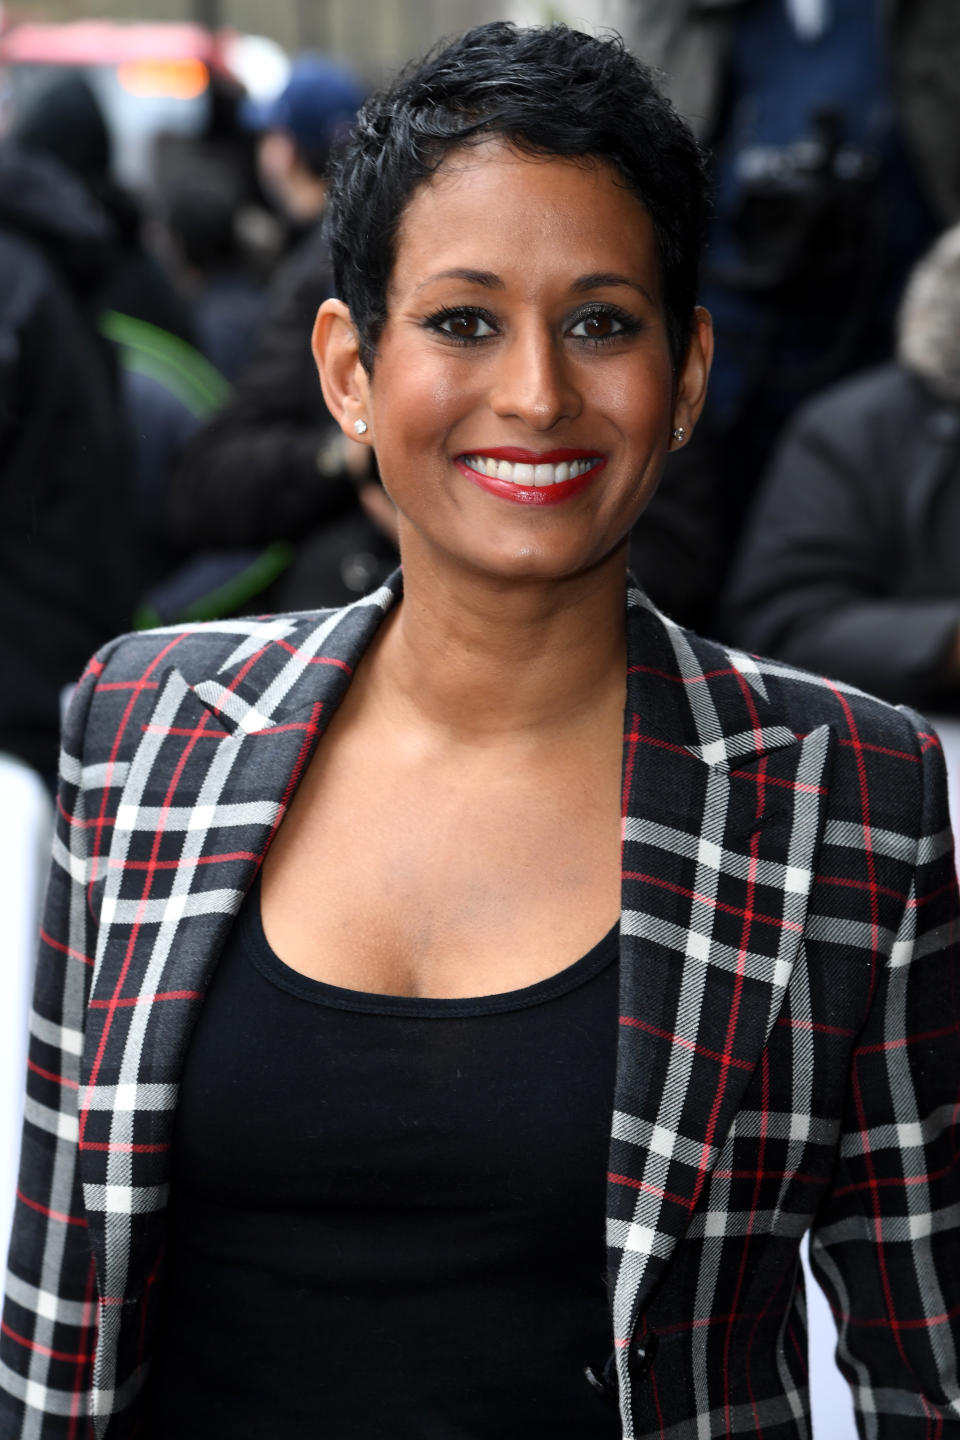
[
  {"left": 0, "top": 143, "right": 135, "bottom": 776},
  {"left": 723, "top": 362, "right": 960, "bottom": 709},
  {"left": 148, "top": 877, "right": 621, "bottom": 1439},
  {"left": 169, "top": 221, "right": 397, "bottom": 609}
]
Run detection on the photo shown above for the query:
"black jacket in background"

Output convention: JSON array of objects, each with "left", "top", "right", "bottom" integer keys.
[
  {"left": 169, "top": 220, "right": 396, "bottom": 610},
  {"left": 0, "top": 144, "right": 135, "bottom": 776},
  {"left": 724, "top": 363, "right": 960, "bottom": 708}
]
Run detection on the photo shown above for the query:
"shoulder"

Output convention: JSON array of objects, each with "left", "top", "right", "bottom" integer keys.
[
  {"left": 689, "top": 624, "right": 930, "bottom": 753},
  {"left": 681, "top": 626, "right": 943, "bottom": 854},
  {"left": 64, "top": 607, "right": 345, "bottom": 763},
  {"left": 784, "top": 363, "right": 926, "bottom": 457},
  {"left": 686, "top": 627, "right": 953, "bottom": 875}
]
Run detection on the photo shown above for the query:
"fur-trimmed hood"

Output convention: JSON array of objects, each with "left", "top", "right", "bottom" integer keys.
[{"left": 897, "top": 221, "right": 960, "bottom": 403}]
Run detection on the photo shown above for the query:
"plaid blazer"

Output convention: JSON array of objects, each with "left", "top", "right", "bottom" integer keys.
[{"left": 2, "top": 573, "right": 959, "bottom": 1439}]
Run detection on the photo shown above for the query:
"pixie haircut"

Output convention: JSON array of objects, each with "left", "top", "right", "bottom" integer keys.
[{"left": 325, "top": 22, "right": 708, "bottom": 374}]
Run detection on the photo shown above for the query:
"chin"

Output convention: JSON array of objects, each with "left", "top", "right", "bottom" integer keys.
[{"left": 449, "top": 532, "right": 628, "bottom": 585}]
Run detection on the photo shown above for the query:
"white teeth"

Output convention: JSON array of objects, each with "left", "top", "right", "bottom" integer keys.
[{"left": 462, "top": 455, "right": 598, "bottom": 486}]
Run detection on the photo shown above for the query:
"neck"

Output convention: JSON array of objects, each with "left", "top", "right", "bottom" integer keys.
[{"left": 367, "top": 541, "right": 630, "bottom": 742}]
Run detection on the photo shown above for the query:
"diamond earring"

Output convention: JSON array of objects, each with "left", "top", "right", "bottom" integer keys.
[
  {"left": 354, "top": 419, "right": 368, "bottom": 436},
  {"left": 672, "top": 425, "right": 685, "bottom": 443}
]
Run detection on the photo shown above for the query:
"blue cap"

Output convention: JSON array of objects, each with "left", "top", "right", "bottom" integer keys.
[{"left": 239, "top": 54, "right": 364, "bottom": 161}]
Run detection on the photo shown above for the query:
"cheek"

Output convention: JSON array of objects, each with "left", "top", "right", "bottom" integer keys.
[
  {"left": 599, "top": 363, "right": 674, "bottom": 426},
  {"left": 373, "top": 358, "right": 470, "bottom": 451}
]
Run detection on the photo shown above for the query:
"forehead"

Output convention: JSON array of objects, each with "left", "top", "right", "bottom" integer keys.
[{"left": 389, "top": 139, "right": 661, "bottom": 300}]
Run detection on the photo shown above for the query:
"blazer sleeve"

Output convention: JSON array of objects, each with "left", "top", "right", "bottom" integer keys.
[
  {"left": 808, "top": 709, "right": 960, "bottom": 1434},
  {"left": 0, "top": 640, "right": 119, "bottom": 1436}
]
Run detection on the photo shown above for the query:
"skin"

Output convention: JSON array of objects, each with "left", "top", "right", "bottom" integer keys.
[
  {"left": 256, "top": 129, "right": 329, "bottom": 222},
  {"left": 261, "top": 140, "right": 712, "bottom": 998}
]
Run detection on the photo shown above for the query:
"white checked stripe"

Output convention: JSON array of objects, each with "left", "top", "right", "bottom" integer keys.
[
  {"left": 727, "top": 1108, "right": 839, "bottom": 1144},
  {"left": 624, "top": 814, "right": 815, "bottom": 894},
  {"left": 0, "top": 1361, "right": 86, "bottom": 1418},
  {"left": 49, "top": 832, "right": 88, "bottom": 887},
  {"left": 189, "top": 681, "right": 274, "bottom": 734},
  {"left": 838, "top": 1103, "right": 958, "bottom": 1156},
  {"left": 112, "top": 799, "right": 282, "bottom": 834},
  {"left": 28, "top": 1014, "right": 83, "bottom": 1058},
  {"left": 815, "top": 1202, "right": 960, "bottom": 1247},
  {"left": 823, "top": 819, "right": 916, "bottom": 862},
  {"left": 685, "top": 724, "right": 799, "bottom": 767},
  {"left": 611, "top": 1111, "right": 717, "bottom": 1168},
  {"left": 79, "top": 1082, "right": 177, "bottom": 1111},
  {"left": 83, "top": 1183, "right": 168, "bottom": 1215},
  {"left": 621, "top": 908, "right": 797, "bottom": 989},
  {"left": 98, "top": 888, "right": 243, "bottom": 928},
  {"left": 2, "top": 1274, "right": 89, "bottom": 1328},
  {"left": 21, "top": 1097, "right": 78, "bottom": 1145}
]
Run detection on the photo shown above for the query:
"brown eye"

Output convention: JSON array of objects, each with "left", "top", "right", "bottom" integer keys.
[
  {"left": 433, "top": 309, "right": 496, "bottom": 339},
  {"left": 569, "top": 308, "right": 631, "bottom": 341}
]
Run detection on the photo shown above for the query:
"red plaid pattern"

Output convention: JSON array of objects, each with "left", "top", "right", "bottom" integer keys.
[{"left": 2, "top": 573, "right": 958, "bottom": 1438}]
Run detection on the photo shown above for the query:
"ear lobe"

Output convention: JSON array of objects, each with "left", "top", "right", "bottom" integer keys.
[{"left": 312, "top": 298, "right": 371, "bottom": 439}]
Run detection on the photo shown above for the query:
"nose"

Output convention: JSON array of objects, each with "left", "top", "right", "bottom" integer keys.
[{"left": 488, "top": 324, "right": 582, "bottom": 430}]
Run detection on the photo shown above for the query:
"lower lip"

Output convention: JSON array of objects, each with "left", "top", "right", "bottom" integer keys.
[{"left": 454, "top": 458, "right": 606, "bottom": 506}]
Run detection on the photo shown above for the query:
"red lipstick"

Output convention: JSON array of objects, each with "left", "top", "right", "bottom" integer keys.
[{"left": 454, "top": 449, "right": 606, "bottom": 506}]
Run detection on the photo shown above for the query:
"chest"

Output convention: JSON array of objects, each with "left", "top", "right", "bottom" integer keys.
[{"left": 260, "top": 711, "right": 624, "bottom": 998}]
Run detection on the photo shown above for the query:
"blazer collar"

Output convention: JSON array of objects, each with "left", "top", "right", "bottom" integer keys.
[{"left": 609, "top": 585, "right": 833, "bottom": 1365}]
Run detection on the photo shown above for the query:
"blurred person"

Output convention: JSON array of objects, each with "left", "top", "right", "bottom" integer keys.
[
  {"left": 14, "top": 70, "right": 195, "bottom": 344},
  {"left": 627, "top": 0, "right": 956, "bottom": 552},
  {"left": 168, "top": 53, "right": 399, "bottom": 610},
  {"left": 14, "top": 70, "right": 236, "bottom": 594},
  {"left": 161, "top": 174, "right": 269, "bottom": 382},
  {"left": 2, "top": 25, "right": 958, "bottom": 1440},
  {"left": 724, "top": 220, "right": 960, "bottom": 708},
  {"left": 0, "top": 142, "right": 135, "bottom": 780}
]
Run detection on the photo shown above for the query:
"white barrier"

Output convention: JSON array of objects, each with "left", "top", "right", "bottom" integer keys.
[{"left": 0, "top": 757, "right": 53, "bottom": 1266}]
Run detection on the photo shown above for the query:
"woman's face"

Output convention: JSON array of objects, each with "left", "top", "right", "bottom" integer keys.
[{"left": 349, "top": 140, "right": 711, "bottom": 583}]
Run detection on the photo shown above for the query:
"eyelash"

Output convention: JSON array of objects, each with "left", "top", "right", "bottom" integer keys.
[
  {"left": 422, "top": 302, "right": 642, "bottom": 346},
  {"left": 424, "top": 305, "right": 497, "bottom": 344},
  {"left": 568, "top": 304, "right": 642, "bottom": 343}
]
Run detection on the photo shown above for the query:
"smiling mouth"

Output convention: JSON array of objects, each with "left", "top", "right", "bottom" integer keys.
[{"left": 459, "top": 454, "right": 603, "bottom": 487}]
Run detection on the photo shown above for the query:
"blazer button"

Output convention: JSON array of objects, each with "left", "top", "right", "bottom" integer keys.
[
  {"left": 584, "top": 1351, "right": 618, "bottom": 1402},
  {"left": 629, "top": 1328, "right": 659, "bottom": 1382}
]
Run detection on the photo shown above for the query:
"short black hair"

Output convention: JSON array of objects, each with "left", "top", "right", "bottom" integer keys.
[{"left": 326, "top": 22, "right": 707, "bottom": 373}]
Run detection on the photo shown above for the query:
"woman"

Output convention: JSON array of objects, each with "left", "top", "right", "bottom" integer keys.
[{"left": 2, "top": 23, "right": 958, "bottom": 1440}]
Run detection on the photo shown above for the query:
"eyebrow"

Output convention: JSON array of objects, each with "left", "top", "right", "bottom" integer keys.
[
  {"left": 415, "top": 268, "right": 503, "bottom": 293},
  {"left": 414, "top": 267, "right": 656, "bottom": 304},
  {"left": 572, "top": 272, "right": 656, "bottom": 304}
]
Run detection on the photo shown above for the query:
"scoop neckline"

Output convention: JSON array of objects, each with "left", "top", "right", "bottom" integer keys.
[{"left": 239, "top": 874, "right": 619, "bottom": 1018}]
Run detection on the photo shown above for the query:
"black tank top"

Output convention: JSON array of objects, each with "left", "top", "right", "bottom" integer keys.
[{"left": 148, "top": 876, "right": 621, "bottom": 1439}]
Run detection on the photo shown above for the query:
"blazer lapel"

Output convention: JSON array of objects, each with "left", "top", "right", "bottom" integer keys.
[
  {"left": 77, "top": 586, "right": 398, "bottom": 1329},
  {"left": 608, "top": 587, "right": 834, "bottom": 1362}
]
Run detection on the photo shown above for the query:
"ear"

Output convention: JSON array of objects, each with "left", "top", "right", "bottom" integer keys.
[
  {"left": 669, "top": 306, "right": 713, "bottom": 451},
  {"left": 312, "top": 298, "right": 372, "bottom": 445}
]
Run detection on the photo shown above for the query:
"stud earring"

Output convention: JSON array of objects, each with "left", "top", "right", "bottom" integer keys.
[
  {"left": 672, "top": 425, "right": 685, "bottom": 443},
  {"left": 354, "top": 418, "right": 368, "bottom": 436}
]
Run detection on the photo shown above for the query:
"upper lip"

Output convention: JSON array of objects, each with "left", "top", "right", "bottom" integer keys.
[{"left": 457, "top": 447, "right": 603, "bottom": 463}]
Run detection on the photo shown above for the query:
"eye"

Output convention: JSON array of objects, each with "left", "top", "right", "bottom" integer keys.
[
  {"left": 427, "top": 307, "right": 497, "bottom": 341},
  {"left": 567, "top": 306, "right": 638, "bottom": 342}
]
